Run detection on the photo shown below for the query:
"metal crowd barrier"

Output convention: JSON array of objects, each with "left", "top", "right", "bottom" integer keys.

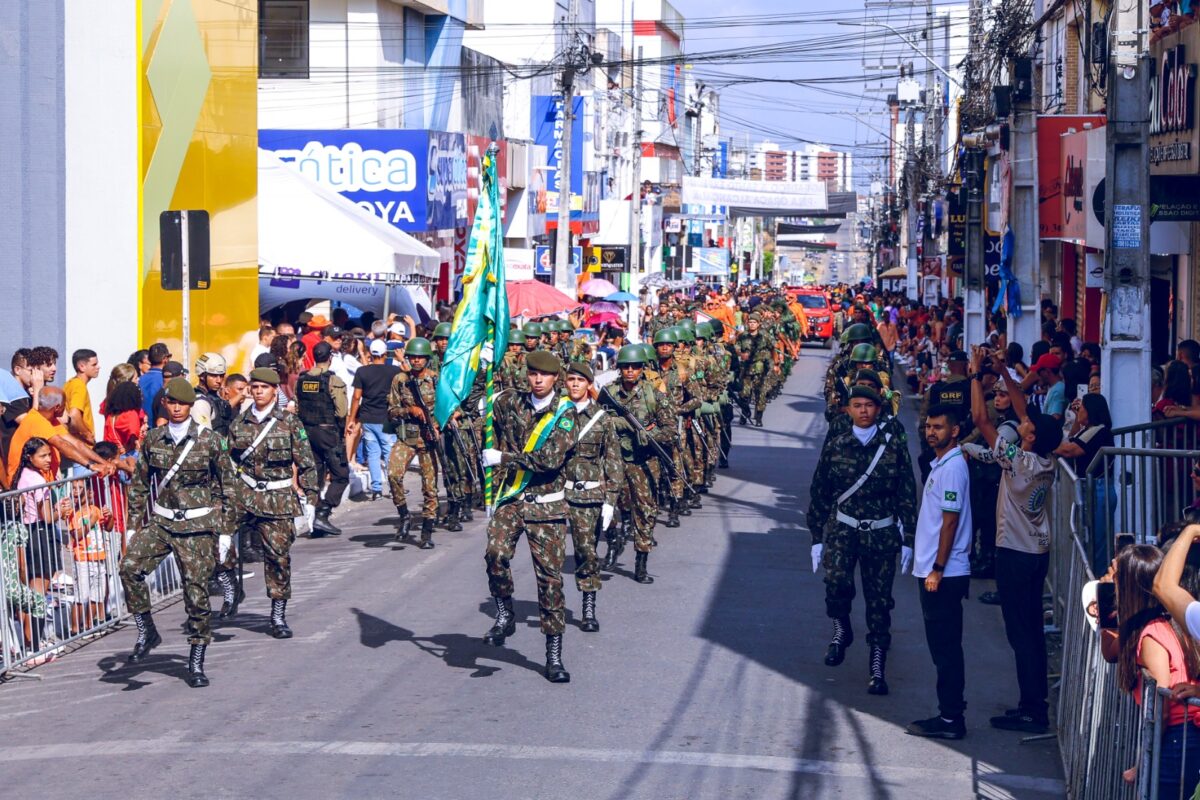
[{"left": 0, "top": 471, "right": 183, "bottom": 675}]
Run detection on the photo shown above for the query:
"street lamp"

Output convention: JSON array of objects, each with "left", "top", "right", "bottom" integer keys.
[{"left": 838, "top": 20, "right": 963, "bottom": 90}]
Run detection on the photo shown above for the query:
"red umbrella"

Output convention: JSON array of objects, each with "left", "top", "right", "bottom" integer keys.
[
  {"left": 584, "top": 311, "right": 624, "bottom": 327},
  {"left": 507, "top": 280, "right": 583, "bottom": 319}
]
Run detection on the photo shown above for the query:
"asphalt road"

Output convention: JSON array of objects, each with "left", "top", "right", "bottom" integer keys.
[{"left": 0, "top": 349, "right": 1065, "bottom": 799}]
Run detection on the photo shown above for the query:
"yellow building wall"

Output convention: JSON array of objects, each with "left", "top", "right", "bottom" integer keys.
[{"left": 139, "top": 0, "right": 258, "bottom": 370}]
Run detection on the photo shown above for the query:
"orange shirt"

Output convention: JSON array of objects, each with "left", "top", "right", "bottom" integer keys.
[
  {"left": 63, "top": 376, "right": 94, "bottom": 440},
  {"left": 788, "top": 302, "right": 810, "bottom": 336},
  {"left": 7, "top": 412, "right": 68, "bottom": 486}
]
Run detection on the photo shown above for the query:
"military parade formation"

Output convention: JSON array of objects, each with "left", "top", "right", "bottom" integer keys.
[{"left": 114, "top": 286, "right": 811, "bottom": 687}]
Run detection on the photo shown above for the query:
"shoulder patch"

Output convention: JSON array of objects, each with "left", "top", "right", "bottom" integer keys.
[
  {"left": 297, "top": 428, "right": 309, "bottom": 441},
  {"left": 558, "top": 417, "right": 574, "bottom": 432},
  {"left": 944, "top": 490, "right": 958, "bottom": 503}
]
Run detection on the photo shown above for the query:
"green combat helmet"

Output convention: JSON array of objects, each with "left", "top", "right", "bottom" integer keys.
[
  {"left": 432, "top": 322, "right": 451, "bottom": 339},
  {"left": 676, "top": 325, "right": 696, "bottom": 343},
  {"left": 553, "top": 319, "right": 573, "bottom": 333},
  {"left": 696, "top": 322, "right": 714, "bottom": 340},
  {"left": 653, "top": 328, "right": 679, "bottom": 345},
  {"left": 849, "top": 343, "right": 878, "bottom": 364},
  {"left": 636, "top": 343, "right": 658, "bottom": 363},
  {"left": 616, "top": 344, "right": 647, "bottom": 365},
  {"left": 844, "top": 323, "right": 874, "bottom": 344},
  {"left": 523, "top": 322, "right": 543, "bottom": 339},
  {"left": 405, "top": 337, "right": 433, "bottom": 357}
]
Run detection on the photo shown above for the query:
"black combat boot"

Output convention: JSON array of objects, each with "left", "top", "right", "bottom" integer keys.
[
  {"left": 824, "top": 617, "right": 854, "bottom": 666},
  {"left": 544, "top": 633, "right": 570, "bottom": 683},
  {"left": 129, "top": 612, "right": 161, "bottom": 663},
  {"left": 665, "top": 499, "right": 681, "bottom": 528},
  {"left": 753, "top": 410, "right": 764, "bottom": 427},
  {"left": 216, "top": 571, "right": 244, "bottom": 619},
  {"left": 867, "top": 646, "right": 889, "bottom": 695},
  {"left": 445, "top": 502, "right": 464, "bottom": 532},
  {"left": 312, "top": 503, "right": 342, "bottom": 536},
  {"left": 460, "top": 501, "right": 475, "bottom": 522},
  {"left": 739, "top": 411, "right": 749, "bottom": 425},
  {"left": 419, "top": 519, "right": 435, "bottom": 549},
  {"left": 580, "top": 592, "right": 599, "bottom": 632},
  {"left": 601, "top": 536, "right": 620, "bottom": 571},
  {"left": 394, "top": 508, "right": 411, "bottom": 542},
  {"left": 268, "top": 599, "right": 293, "bottom": 639},
  {"left": 483, "top": 596, "right": 516, "bottom": 645},
  {"left": 634, "top": 551, "right": 654, "bottom": 584},
  {"left": 186, "top": 643, "right": 210, "bottom": 688},
  {"left": 694, "top": 482, "right": 708, "bottom": 495},
  {"left": 687, "top": 491, "right": 703, "bottom": 509}
]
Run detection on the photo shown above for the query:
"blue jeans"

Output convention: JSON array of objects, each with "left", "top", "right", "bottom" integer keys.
[
  {"left": 360, "top": 423, "right": 395, "bottom": 493},
  {"left": 1084, "top": 476, "right": 1118, "bottom": 576},
  {"left": 1158, "top": 722, "right": 1200, "bottom": 800}
]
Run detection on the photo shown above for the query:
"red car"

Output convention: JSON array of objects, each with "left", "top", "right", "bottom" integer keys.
[{"left": 791, "top": 289, "right": 835, "bottom": 348}]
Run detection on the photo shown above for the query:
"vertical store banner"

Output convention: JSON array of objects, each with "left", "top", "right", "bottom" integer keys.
[{"left": 531, "top": 96, "right": 584, "bottom": 216}]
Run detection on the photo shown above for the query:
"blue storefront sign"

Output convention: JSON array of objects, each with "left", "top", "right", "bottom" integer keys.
[
  {"left": 534, "top": 245, "right": 583, "bottom": 276},
  {"left": 531, "top": 96, "right": 584, "bottom": 215},
  {"left": 259, "top": 129, "right": 467, "bottom": 233}
]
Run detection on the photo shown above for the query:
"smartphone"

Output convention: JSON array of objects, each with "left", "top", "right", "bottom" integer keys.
[
  {"left": 1097, "top": 582, "right": 1119, "bottom": 630},
  {"left": 1076, "top": 384, "right": 1088, "bottom": 399}
]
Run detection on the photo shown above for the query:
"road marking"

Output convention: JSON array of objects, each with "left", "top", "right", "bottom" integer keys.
[{"left": 0, "top": 738, "right": 1064, "bottom": 794}]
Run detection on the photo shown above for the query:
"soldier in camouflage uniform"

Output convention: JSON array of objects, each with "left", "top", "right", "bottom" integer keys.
[
  {"left": 480, "top": 349, "right": 577, "bottom": 683},
  {"left": 228, "top": 368, "right": 320, "bottom": 640},
  {"left": 673, "top": 324, "right": 711, "bottom": 501},
  {"left": 823, "top": 323, "right": 881, "bottom": 420},
  {"left": 734, "top": 313, "right": 776, "bottom": 427},
  {"left": 562, "top": 361, "right": 623, "bottom": 632},
  {"left": 654, "top": 326, "right": 692, "bottom": 526},
  {"left": 603, "top": 344, "right": 675, "bottom": 584},
  {"left": 707, "top": 319, "right": 735, "bottom": 468},
  {"left": 120, "top": 378, "right": 239, "bottom": 688},
  {"left": 386, "top": 337, "right": 441, "bottom": 548},
  {"left": 807, "top": 384, "right": 917, "bottom": 695},
  {"left": 494, "top": 326, "right": 525, "bottom": 393},
  {"left": 429, "top": 322, "right": 451, "bottom": 373},
  {"left": 695, "top": 322, "right": 725, "bottom": 484}
]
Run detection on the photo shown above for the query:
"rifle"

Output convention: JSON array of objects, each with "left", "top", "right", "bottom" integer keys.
[
  {"left": 406, "top": 374, "right": 453, "bottom": 496},
  {"left": 444, "top": 420, "right": 479, "bottom": 492},
  {"left": 598, "top": 386, "right": 681, "bottom": 483}
]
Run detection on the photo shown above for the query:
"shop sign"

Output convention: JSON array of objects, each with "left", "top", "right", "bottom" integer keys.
[
  {"left": 591, "top": 246, "right": 627, "bottom": 273},
  {"left": 1150, "top": 28, "right": 1200, "bottom": 174}
]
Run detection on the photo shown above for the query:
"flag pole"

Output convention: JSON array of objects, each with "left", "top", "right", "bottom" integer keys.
[{"left": 484, "top": 142, "right": 501, "bottom": 518}]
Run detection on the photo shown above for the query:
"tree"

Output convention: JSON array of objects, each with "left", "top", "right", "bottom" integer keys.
[{"left": 762, "top": 251, "right": 775, "bottom": 275}]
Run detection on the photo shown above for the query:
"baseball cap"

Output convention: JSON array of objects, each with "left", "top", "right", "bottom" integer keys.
[
  {"left": 369, "top": 339, "right": 388, "bottom": 356},
  {"left": 312, "top": 342, "right": 333, "bottom": 363},
  {"left": 1033, "top": 354, "right": 1063, "bottom": 372},
  {"left": 388, "top": 322, "right": 409, "bottom": 338},
  {"left": 163, "top": 360, "right": 186, "bottom": 378},
  {"left": 324, "top": 325, "right": 344, "bottom": 338}
]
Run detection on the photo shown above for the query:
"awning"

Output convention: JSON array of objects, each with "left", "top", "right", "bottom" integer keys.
[
  {"left": 879, "top": 266, "right": 908, "bottom": 278},
  {"left": 257, "top": 267, "right": 433, "bottom": 321}
]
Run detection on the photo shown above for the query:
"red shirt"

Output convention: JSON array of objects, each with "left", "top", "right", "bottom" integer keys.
[{"left": 300, "top": 331, "right": 322, "bottom": 370}]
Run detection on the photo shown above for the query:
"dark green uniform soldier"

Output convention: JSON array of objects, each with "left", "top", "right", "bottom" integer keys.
[
  {"left": 228, "top": 367, "right": 320, "bottom": 640},
  {"left": 824, "top": 323, "right": 880, "bottom": 419},
  {"left": 734, "top": 313, "right": 775, "bottom": 426},
  {"left": 807, "top": 384, "right": 917, "bottom": 695},
  {"left": 709, "top": 318, "right": 735, "bottom": 468},
  {"left": 561, "top": 361, "right": 623, "bottom": 632},
  {"left": 696, "top": 322, "right": 728, "bottom": 476},
  {"left": 386, "top": 337, "right": 441, "bottom": 548},
  {"left": 495, "top": 326, "right": 526, "bottom": 393},
  {"left": 429, "top": 321, "right": 451, "bottom": 373},
  {"left": 480, "top": 349, "right": 577, "bottom": 683},
  {"left": 603, "top": 344, "right": 675, "bottom": 583},
  {"left": 119, "top": 377, "right": 239, "bottom": 688},
  {"left": 654, "top": 326, "right": 691, "bottom": 526},
  {"left": 295, "top": 342, "right": 349, "bottom": 537}
]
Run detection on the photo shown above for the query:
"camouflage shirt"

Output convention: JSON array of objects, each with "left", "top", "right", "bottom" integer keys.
[
  {"left": 127, "top": 421, "right": 239, "bottom": 535},
  {"left": 388, "top": 368, "right": 439, "bottom": 445},
  {"left": 659, "top": 356, "right": 703, "bottom": 416},
  {"left": 735, "top": 331, "right": 775, "bottom": 377},
  {"left": 493, "top": 391, "right": 577, "bottom": 520},
  {"left": 228, "top": 407, "right": 320, "bottom": 518},
  {"left": 563, "top": 401, "right": 624, "bottom": 506},
  {"left": 608, "top": 381, "right": 675, "bottom": 463}
]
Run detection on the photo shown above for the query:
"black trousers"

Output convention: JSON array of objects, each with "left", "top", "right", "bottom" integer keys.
[
  {"left": 969, "top": 463, "right": 999, "bottom": 564},
  {"left": 308, "top": 425, "right": 350, "bottom": 508},
  {"left": 918, "top": 575, "right": 969, "bottom": 719},
  {"left": 995, "top": 548, "right": 1050, "bottom": 719}
]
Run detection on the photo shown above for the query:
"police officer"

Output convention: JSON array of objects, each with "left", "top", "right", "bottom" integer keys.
[
  {"left": 228, "top": 368, "right": 320, "bottom": 639},
  {"left": 119, "top": 377, "right": 239, "bottom": 687},
  {"left": 807, "top": 384, "right": 918, "bottom": 695},
  {"left": 562, "top": 361, "right": 622, "bottom": 632},
  {"left": 917, "top": 350, "right": 973, "bottom": 483},
  {"left": 386, "top": 337, "right": 441, "bottom": 548},
  {"left": 295, "top": 342, "right": 349, "bottom": 536},
  {"left": 480, "top": 349, "right": 577, "bottom": 683},
  {"left": 193, "top": 353, "right": 233, "bottom": 435}
]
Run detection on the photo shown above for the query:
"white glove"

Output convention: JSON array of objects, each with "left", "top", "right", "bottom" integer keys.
[
  {"left": 218, "top": 534, "right": 232, "bottom": 562},
  {"left": 900, "top": 546, "right": 914, "bottom": 576},
  {"left": 481, "top": 342, "right": 494, "bottom": 364},
  {"left": 482, "top": 448, "right": 503, "bottom": 467},
  {"left": 601, "top": 503, "right": 614, "bottom": 531},
  {"left": 811, "top": 544, "right": 824, "bottom": 573}
]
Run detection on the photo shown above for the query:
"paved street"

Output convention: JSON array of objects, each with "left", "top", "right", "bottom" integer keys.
[{"left": 0, "top": 349, "right": 1063, "bottom": 799}]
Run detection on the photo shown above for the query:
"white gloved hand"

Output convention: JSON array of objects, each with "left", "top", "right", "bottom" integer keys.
[
  {"left": 900, "top": 545, "right": 914, "bottom": 576},
  {"left": 481, "top": 342, "right": 494, "bottom": 364},
  {"left": 482, "top": 448, "right": 503, "bottom": 467},
  {"left": 218, "top": 534, "right": 232, "bottom": 562},
  {"left": 601, "top": 503, "right": 614, "bottom": 531},
  {"left": 811, "top": 544, "right": 824, "bottom": 573}
]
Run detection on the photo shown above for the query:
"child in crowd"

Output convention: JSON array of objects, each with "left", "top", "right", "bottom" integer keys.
[{"left": 61, "top": 478, "right": 114, "bottom": 634}]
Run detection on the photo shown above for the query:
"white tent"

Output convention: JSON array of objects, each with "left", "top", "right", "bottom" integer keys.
[{"left": 257, "top": 148, "right": 441, "bottom": 317}]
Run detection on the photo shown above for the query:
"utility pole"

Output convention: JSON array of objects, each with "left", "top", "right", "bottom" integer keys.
[
  {"left": 904, "top": 109, "right": 918, "bottom": 301},
  {"left": 554, "top": 0, "right": 579, "bottom": 296},
  {"left": 1101, "top": 0, "right": 1151, "bottom": 428},
  {"left": 962, "top": 146, "right": 986, "bottom": 346},
  {"left": 1007, "top": 56, "right": 1040, "bottom": 350},
  {"left": 629, "top": 45, "right": 644, "bottom": 342}
]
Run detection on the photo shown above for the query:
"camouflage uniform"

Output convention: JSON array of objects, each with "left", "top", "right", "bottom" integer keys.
[
  {"left": 807, "top": 420, "right": 917, "bottom": 650},
  {"left": 498, "top": 350, "right": 530, "bottom": 394},
  {"left": 563, "top": 401, "right": 623, "bottom": 592},
  {"left": 703, "top": 339, "right": 732, "bottom": 467},
  {"left": 658, "top": 355, "right": 699, "bottom": 503},
  {"left": 734, "top": 329, "right": 775, "bottom": 417},
  {"left": 120, "top": 421, "right": 239, "bottom": 645},
  {"left": 485, "top": 391, "right": 577, "bottom": 634},
  {"left": 386, "top": 369, "right": 440, "bottom": 520},
  {"left": 228, "top": 407, "right": 319, "bottom": 600},
  {"left": 609, "top": 381, "right": 674, "bottom": 553}
]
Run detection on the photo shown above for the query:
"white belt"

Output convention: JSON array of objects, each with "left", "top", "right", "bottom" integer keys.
[
  {"left": 522, "top": 491, "right": 565, "bottom": 504},
  {"left": 567, "top": 481, "right": 602, "bottom": 491},
  {"left": 239, "top": 472, "right": 293, "bottom": 492},
  {"left": 836, "top": 511, "right": 895, "bottom": 531},
  {"left": 152, "top": 503, "right": 213, "bottom": 522}
]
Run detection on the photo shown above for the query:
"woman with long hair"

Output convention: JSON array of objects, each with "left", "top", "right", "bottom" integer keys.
[
  {"left": 1115, "top": 544, "right": 1200, "bottom": 796},
  {"left": 1058, "top": 394, "right": 1117, "bottom": 574},
  {"left": 105, "top": 362, "right": 138, "bottom": 399},
  {"left": 126, "top": 350, "right": 150, "bottom": 376},
  {"left": 100, "top": 370, "right": 145, "bottom": 456}
]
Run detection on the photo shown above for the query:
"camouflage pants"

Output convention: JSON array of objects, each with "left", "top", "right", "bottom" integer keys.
[
  {"left": 669, "top": 444, "right": 687, "bottom": 500},
  {"left": 619, "top": 461, "right": 657, "bottom": 553},
  {"left": 388, "top": 438, "right": 439, "bottom": 519},
  {"left": 243, "top": 514, "right": 296, "bottom": 600},
  {"left": 744, "top": 374, "right": 769, "bottom": 413},
  {"left": 119, "top": 524, "right": 216, "bottom": 645},
  {"left": 822, "top": 523, "right": 900, "bottom": 650},
  {"left": 685, "top": 421, "right": 706, "bottom": 484},
  {"left": 484, "top": 502, "right": 567, "bottom": 634},
  {"left": 566, "top": 503, "right": 603, "bottom": 593},
  {"left": 703, "top": 414, "right": 721, "bottom": 469},
  {"left": 443, "top": 426, "right": 477, "bottom": 504}
]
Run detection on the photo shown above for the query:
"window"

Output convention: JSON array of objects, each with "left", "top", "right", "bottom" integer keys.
[{"left": 259, "top": 0, "right": 308, "bottom": 79}]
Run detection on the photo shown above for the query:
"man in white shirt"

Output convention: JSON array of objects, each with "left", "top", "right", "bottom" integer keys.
[{"left": 906, "top": 404, "right": 972, "bottom": 741}]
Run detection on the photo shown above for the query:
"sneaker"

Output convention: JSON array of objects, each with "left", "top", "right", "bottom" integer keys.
[
  {"left": 978, "top": 590, "right": 1001, "bottom": 605},
  {"left": 989, "top": 711, "right": 1049, "bottom": 734},
  {"left": 905, "top": 715, "right": 966, "bottom": 740}
]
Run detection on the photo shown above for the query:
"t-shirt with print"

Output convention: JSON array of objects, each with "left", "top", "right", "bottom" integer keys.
[
  {"left": 993, "top": 438, "right": 1055, "bottom": 554},
  {"left": 914, "top": 446, "right": 973, "bottom": 579}
]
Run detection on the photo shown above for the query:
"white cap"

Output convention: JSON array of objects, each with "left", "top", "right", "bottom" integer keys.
[
  {"left": 369, "top": 339, "right": 388, "bottom": 356},
  {"left": 388, "top": 322, "right": 407, "bottom": 337}
]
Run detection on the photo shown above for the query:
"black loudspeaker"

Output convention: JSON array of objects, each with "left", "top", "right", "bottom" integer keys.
[
  {"left": 159, "top": 210, "right": 211, "bottom": 291},
  {"left": 993, "top": 85, "right": 1013, "bottom": 117}
]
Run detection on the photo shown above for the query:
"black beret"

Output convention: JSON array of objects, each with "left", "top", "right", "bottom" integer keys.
[{"left": 849, "top": 385, "right": 882, "bottom": 405}]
